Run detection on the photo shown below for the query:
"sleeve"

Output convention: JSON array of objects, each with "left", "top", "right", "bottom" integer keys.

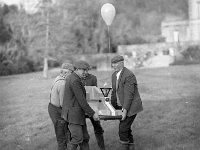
[
  {"left": 72, "top": 80, "right": 95, "bottom": 117},
  {"left": 123, "top": 75, "right": 136, "bottom": 111},
  {"left": 93, "top": 76, "right": 97, "bottom": 86},
  {"left": 57, "top": 81, "right": 65, "bottom": 106},
  {"left": 111, "top": 74, "right": 117, "bottom": 108}
]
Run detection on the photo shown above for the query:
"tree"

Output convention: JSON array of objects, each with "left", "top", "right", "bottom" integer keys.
[
  {"left": 0, "top": 19, "right": 12, "bottom": 45},
  {"left": 0, "top": 4, "right": 13, "bottom": 46}
]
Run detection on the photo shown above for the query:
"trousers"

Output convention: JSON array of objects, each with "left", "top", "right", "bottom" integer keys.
[
  {"left": 89, "top": 117, "right": 105, "bottom": 150},
  {"left": 119, "top": 114, "right": 137, "bottom": 143},
  {"left": 48, "top": 103, "right": 70, "bottom": 150}
]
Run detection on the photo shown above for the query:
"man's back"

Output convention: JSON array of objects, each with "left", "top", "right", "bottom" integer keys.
[
  {"left": 62, "top": 72, "right": 95, "bottom": 125},
  {"left": 50, "top": 75, "right": 65, "bottom": 107},
  {"left": 48, "top": 62, "right": 74, "bottom": 150}
]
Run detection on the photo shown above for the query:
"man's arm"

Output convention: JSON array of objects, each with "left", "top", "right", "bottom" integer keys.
[
  {"left": 72, "top": 80, "right": 95, "bottom": 117},
  {"left": 111, "top": 74, "right": 117, "bottom": 108},
  {"left": 123, "top": 75, "right": 136, "bottom": 111},
  {"left": 93, "top": 76, "right": 97, "bottom": 86},
  {"left": 57, "top": 82, "right": 65, "bottom": 107}
]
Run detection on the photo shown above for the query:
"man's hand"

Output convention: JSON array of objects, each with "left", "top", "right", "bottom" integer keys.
[
  {"left": 121, "top": 108, "right": 127, "bottom": 121},
  {"left": 93, "top": 111, "right": 99, "bottom": 121}
]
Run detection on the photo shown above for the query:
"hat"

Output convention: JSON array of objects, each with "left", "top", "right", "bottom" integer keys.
[
  {"left": 61, "top": 63, "right": 74, "bottom": 71},
  {"left": 74, "top": 60, "right": 90, "bottom": 70},
  {"left": 111, "top": 55, "right": 124, "bottom": 64}
]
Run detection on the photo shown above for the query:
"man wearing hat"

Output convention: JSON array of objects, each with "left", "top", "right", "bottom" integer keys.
[
  {"left": 62, "top": 60, "right": 99, "bottom": 150},
  {"left": 48, "top": 63, "right": 74, "bottom": 150},
  {"left": 110, "top": 55, "right": 143, "bottom": 150},
  {"left": 81, "top": 63, "right": 106, "bottom": 150}
]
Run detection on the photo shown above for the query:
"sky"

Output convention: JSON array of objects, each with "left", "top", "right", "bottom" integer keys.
[
  {"left": 1, "top": 0, "right": 22, "bottom": 5},
  {"left": 1, "top": 0, "right": 39, "bottom": 13}
]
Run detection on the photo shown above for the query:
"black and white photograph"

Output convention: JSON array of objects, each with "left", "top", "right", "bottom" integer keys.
[{"left": 0, "top": 0, "right": 200, "bottom": 150}]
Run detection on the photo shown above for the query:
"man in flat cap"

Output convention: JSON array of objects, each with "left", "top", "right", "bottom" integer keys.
[
  {"left": 80, "top": 63, "right": 106, "bottom": 150},
  {"left": 48, "top": 63, "right": 74, "bottom": 150},
  {"left": 110, "top": 55, "right": 143, "bottom": 150},
  {"left": 62, "top": 60, "right": 99, "bottom": 150}
]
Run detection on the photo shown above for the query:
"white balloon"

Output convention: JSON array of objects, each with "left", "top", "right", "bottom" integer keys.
[{"left": 101, "top": 3, "right": 116, "bottom": 26}]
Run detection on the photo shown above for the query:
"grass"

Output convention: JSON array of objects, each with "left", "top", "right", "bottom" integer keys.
[{"left": 0, "top": 65, "right": 200, "bottom": 150}]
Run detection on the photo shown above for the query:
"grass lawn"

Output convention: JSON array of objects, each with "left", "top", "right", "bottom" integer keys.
[{"left": 0, "top": 65, "right": 200, "bottom": 150}]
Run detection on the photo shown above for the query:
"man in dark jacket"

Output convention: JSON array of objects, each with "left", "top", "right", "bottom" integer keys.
[
  {"left": 81, "top": 63, "right": 106, "bottom": 150},
  {"left": 62, "top": 60, "right": 99, "bottom": 150},
  {"left": 110, "top": 55, "right": 143, "bottom": 150}
]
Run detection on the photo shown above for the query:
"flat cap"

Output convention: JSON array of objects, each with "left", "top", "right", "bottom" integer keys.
[
  {"left": 61, "top": 63, "right": 74, "bottom": 71},
  {"left": 111, "top": 55, "right": 124, "bottom": 64},
  {"left": 74, "top": 60, "right": 90, "bottom": 70}
]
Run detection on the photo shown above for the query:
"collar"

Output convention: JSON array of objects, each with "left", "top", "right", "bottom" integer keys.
[
  {"left": 59, "top": 73, "right": 67, "bottom": 79},
  {"left": 82, "top": 73, "right": 91, "bottom": 80},
  {"left": 116, "top": 68, "right": 123, "bottom": 80},
  {"left": 73, "top": 72, "right": 81, "bottom": 79}
]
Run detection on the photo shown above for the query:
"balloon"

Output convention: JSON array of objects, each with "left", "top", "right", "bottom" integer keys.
[{"left": 101, "top": 3, "right": 116, "bottom": 26}]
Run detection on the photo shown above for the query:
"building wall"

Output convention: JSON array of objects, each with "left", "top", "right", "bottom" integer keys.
[
  {"left": 189, "top": 19, "right": 200, "bottom": 41},
  {"left": 161, "top": 21, "right": 189, "bottom": 43},
  {"left": 161, "top": 0, "right": 200, "bottom": 43},
  {"left": 189, "top": 0, "right": 200, "bottom": 19},
  {"left": 117, "top": 43, "right": 177, "bottom": 68}
]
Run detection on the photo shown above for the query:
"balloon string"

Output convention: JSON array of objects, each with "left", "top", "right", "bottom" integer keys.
[
  {"left": 107, "top": 25, "right": 112, "bottom": 86},
  {"left": 108, "top": 25, "right": 111, "bottom": 70}
]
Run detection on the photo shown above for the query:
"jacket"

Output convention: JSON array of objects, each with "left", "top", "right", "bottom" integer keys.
[
  {"left": 81, "top": 73, "right": 97, "bottom": 86},
  {"left": 111, "top": 67, "right": 143, "bottom": 116},
  {"left": 62, "top": 72, "right": 95, "bottom": 125}
]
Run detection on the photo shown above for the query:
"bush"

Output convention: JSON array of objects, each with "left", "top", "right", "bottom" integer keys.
[
  {"left": 182, "top": 45, "right": 200, "bottom": 60},
  {"left": 0, "top": 57, "right": 38, "bottom": 76},
  {"left": 0, "top": 60, "right": 16, "bottom": 75},
  {"left": 171, "top": 45, "right": 200, "bottom": 65}
]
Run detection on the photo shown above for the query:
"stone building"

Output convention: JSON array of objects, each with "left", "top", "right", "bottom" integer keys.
[
  {"left": 116, "top": 0, "right": 200, "bottom": 69},
  {"left": 161, "top": 0, "right": 200, "bottom": 44}
]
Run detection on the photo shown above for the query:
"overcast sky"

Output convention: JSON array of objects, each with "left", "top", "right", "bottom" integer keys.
[
  {"left": 1, "top": 0, "right": 22, "bottom": 5},
  {"left": 1, "top": 0, "right": 40, "bottom": 13}
]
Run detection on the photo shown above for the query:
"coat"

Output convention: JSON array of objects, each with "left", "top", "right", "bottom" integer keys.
[
  {"left": 81, "top": 74, "right": 97, "bottom": 86},
  {"left": 111, "top": 67, "right": 143, "bottom": 117},
  {"left": 62, "top": 72, "right": 95, "bottom": 125}
]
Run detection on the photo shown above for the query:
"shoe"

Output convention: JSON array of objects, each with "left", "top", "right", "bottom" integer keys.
[
  {"left": 119, "top": 139, "right": 129, "bottom": 144},
  {"left": 95, "top": 133, "right": 106, "bottom": 150},
  {"left": 129, "top": 140, "right": 135, "bottom": 145},
  {"left": 66, "top": 142, "right": 78, "bottom": 150},
  {"left": 80, "top": 140, "right": 90, "bottom": 150},
  {"left": 128, "top": 140, "right": 135, "bottom": 150},
  {"left": 129, "top": 144, "right": 135, "bottom": 150},
  {"left": 117, "top": 143, "right": 129, "bottom": 150}
]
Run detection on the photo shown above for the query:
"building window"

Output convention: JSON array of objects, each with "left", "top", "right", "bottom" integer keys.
[{"left": 173, "top": 31, "right": 179, "bottom": 43}]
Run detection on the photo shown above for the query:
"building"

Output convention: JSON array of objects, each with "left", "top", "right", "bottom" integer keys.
[{"left": 161, "top": 0, "right": 200, "bottom": 44}]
